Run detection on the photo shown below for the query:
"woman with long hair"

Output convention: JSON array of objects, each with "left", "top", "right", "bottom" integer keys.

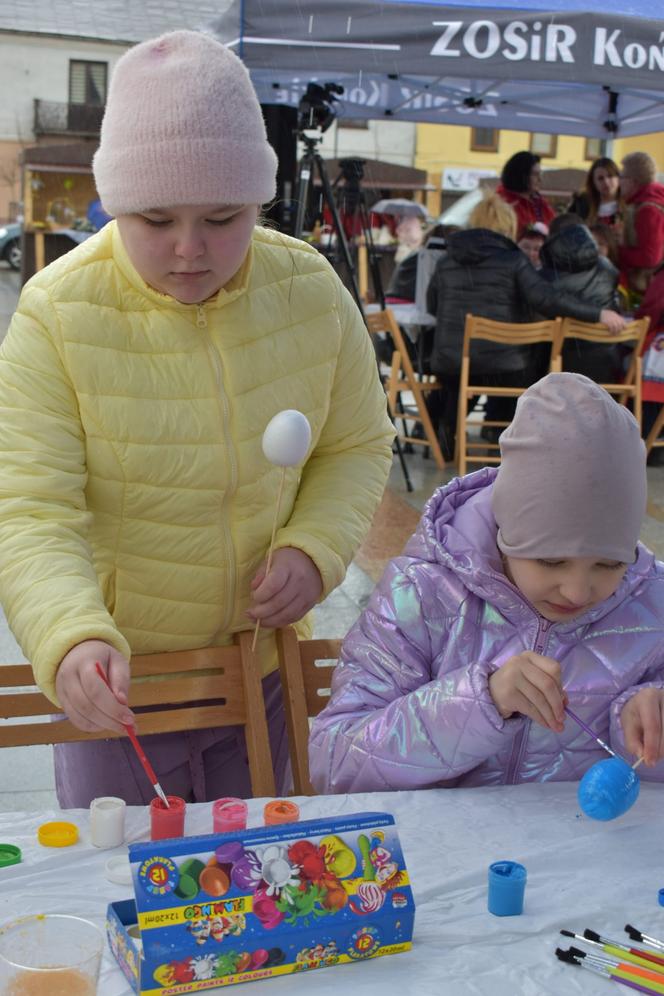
[
  {"left": 496, "top": 151, "right": 556, "bottom": 238},
  {"left": 570, "top": 157, "right": 622, "bottom": 228}
]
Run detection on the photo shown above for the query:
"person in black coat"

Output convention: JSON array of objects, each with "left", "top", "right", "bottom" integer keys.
[
  {"left": 538, "top": 216, "right": 622, "bottom": 382},
  {"left": 425, "top": 193, "right": 623, "bottom": 457}
]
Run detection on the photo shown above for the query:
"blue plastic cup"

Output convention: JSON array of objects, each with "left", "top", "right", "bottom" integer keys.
[{"left": 488, "top": 860, "right": 527, "bottom": 916}]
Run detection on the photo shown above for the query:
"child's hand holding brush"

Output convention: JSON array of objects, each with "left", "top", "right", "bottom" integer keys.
[{"left": 55, "top": 639, "right": 133, "bottom": 734}]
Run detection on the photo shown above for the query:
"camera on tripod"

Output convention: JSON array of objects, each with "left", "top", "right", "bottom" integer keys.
[
  {"left": 292, "top": 86, "right": 384, "bottom": 318},
  {"left": 297, "top": 82, "right": 344, "bottom": 135}
]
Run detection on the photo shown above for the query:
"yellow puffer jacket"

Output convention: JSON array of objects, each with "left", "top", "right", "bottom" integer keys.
[{"left": 0, "top": 223, "right": 394, "bottom": 703}]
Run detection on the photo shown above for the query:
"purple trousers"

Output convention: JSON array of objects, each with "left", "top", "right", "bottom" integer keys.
[{"left": 54, "top": 671, "right": 289, "bottom": 808}]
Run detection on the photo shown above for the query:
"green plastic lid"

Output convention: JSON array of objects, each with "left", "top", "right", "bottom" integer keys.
[
  {"left": 0, "top": 844, "right": 21, "bottom": 868},
  {"left": 174, "top": 874, "right": 199, "bottom": 900}
]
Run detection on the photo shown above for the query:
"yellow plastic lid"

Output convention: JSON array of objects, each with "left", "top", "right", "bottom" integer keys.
[{"left": 37, "top": 821, "right": 79, "bottom": 848}]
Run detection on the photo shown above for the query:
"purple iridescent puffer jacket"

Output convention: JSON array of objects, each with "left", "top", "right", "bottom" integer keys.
[{"left": 309, "top": 468, "right": 664, "bottom": 793}]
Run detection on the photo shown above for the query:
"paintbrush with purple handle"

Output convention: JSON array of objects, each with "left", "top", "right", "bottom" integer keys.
[
  {"left": 564, "top": 705, "right": 618, "bottom": 758},
  {"left": 565, "top": 706, "right": 643, "bottom": 768}
]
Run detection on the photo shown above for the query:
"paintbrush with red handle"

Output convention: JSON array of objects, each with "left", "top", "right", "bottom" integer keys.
[{"left": 95, "top": 661, "right": 170, "bottom": 807}]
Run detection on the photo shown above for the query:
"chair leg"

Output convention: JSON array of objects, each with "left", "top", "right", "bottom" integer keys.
[
  {"left": 386, "top": 312, "right": 446, "bottom": 469},
  {"left": 237, "top": 632, "right": 276, "bottom": 797},
  {"left": 456, "top": 363, "right": 468, "bottom": 476},
  {"left": 413, "top": 387, "right": 445, "bottom": 469},
  {"left": 276, "top": 628, "right": 315, "bottom": 795},
  {"left": 645, "top": 404, "right": 664, "bottom": 456},
  {"left": 634, "top": 358, "right": 642, "bottom": 433}
]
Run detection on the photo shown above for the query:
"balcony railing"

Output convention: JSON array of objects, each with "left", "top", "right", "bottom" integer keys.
[{"left": 33, "top": 99, "right": 104, "bottom": 137}]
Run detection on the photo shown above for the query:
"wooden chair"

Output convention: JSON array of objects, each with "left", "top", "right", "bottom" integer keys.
[
  {"left": 645, "top": 404, "right": 664, "bottom": 458},
  {"left": 559, "top": 317, "right": 650, "bottom": 431},
  {"left": 276, "top": 626, "right": 341, "bottom": 795},
  {"left": 0, "top": 631, "right": 276, "bottom": 797},
  {"left": 456, "top": 315, "right": 563, "bottom": 476},
  {"left": 365, "top": 307, "right": 446, "bottom": 470}
]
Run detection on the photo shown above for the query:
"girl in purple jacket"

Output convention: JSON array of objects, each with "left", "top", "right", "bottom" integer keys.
[{"left": 310, "top": 373, "right": 664, "bottom": 793}]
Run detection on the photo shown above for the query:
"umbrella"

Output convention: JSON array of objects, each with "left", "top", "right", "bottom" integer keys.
[{"left": 371, "top": 199, "right": 431, "bottom": 220}]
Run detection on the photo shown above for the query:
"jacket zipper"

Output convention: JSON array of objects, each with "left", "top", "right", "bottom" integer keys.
[
  {"left": 196, "top": 304, "right": 238, "bottom": 636},
  {"left": 504, "top": 617, "right": 552, "bottom": 784}
]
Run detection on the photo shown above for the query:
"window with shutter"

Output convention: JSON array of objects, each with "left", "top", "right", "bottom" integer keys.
[
  {"left": 470, "top": 128, "right": 499, "bottom": 153},
  {"left": 69, "top": 61, "right": 107, "bottom": 106},
  {"left": 529, "top": 132, "right": 558, "bottom": 158}
]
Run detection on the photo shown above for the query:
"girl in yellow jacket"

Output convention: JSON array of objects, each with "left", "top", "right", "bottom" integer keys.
[{"left": 0, "top": 31, "right": 394, "bottom": 806}]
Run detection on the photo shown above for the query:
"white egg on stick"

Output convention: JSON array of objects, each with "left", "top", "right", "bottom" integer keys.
[
  {"left": 261, "top": 409, "right": 312, "bottom": 467},
  {"left": 251, "top": 411, "right": 312, "bottom": 651}
]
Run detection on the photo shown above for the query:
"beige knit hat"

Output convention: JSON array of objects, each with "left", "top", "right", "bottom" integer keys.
[
  {"left": 492, "top": 373, "right": 646, "bottom": 564},
  {"left": 93, "top": 30, "right": 277, "bottom": 215}
]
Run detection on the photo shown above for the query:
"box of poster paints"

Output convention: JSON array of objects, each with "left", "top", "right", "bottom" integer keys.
[{"left": 106, "top": 811, "right": 415, "bottom": 993}]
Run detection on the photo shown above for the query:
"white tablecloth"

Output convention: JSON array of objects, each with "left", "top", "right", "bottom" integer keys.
[{"left": 1, "top": 783, "right": 663, "bottom": 995}]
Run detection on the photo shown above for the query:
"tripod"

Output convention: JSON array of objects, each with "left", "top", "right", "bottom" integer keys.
[
  {"left": 293, "top": 134, "right": 364, "bottom": 309},
  {"left": 293, "top": 137, "right": 413, "bottom": 491},
  {"left": 331, "top": 157, "right": 387, "bottom": 311}
]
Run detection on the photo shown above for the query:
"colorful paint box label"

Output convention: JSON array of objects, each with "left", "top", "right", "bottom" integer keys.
[{"left": 106, "top": 812, "right": 415, "bottom": 994}]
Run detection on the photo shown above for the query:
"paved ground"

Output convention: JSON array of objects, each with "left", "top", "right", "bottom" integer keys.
[{"left": 0, "top": 268, "right": 661, "bottom": 811}]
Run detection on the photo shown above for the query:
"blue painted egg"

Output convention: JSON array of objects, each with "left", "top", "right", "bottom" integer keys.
[{"left": 577, "top": 757, "right": 640, "bottom": 821}]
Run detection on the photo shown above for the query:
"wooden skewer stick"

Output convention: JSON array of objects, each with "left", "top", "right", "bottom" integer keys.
[
  {"left": 632, "top": 756, "right": 645, "bottom": 770},
  {"left": 251, "top": 466, "right": 286, "bottom": 652}
]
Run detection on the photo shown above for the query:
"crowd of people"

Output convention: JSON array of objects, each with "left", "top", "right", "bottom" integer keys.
[
  {"left": 386, "top": 147, "right": 664, "bottom": 463},
  {"left": 0, "top": 29, "right": 662, "bottom": 812}
]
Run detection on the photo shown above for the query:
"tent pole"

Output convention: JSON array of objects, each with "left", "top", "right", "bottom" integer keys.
[{"left": 601, "top": 91, "right": 619, "bottom": 161}]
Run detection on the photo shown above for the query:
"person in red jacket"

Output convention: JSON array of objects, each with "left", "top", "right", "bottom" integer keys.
[
  {"left": 634, "top": 262, "right": 664, "bottom": 462},
  {"left": 619, "top": 151, "right": 664, "bottom": 298},
  {"left": 496, "top": 151, "right": 556, "bottom": 239}
]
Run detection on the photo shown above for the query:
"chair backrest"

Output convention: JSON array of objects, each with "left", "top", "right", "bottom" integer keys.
[
  {"left": 276, "top": 626, "right": 341, "bottom": 795},
  {"left": 559, "top": 316, "right": 650, "bottom": 389},
  {"left": 560, "top": 316, "right": 649, "bottom": 430},
  {"left": 0, "top": 632, "right": 276, "bottom": 797},
  {"left": 456, "top": 315, "right": 563, "bottom": 474},
  {"left": 462, "top": 314, "right": 563, "bottom": 367}
]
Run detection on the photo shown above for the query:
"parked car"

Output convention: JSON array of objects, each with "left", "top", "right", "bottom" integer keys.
[
  {"left": 0, "top": 223, "right": 21, "bottom": 271},
  {"left": 437, "top": 187, "right": 485, "bottom": 228}
]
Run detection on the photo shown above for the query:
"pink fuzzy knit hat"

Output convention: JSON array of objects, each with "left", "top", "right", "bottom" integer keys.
[
  {"left": 492, "top": 373, "right": 646, "bottom": 564},
  {"left": 93, "top": 30, "right": 277, "bottom": 215}
]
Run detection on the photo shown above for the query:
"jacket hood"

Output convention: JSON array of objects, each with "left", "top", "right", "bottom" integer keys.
[
  {"left": 447, "top": 228, "right": 517, "bottom": 266},
  {"left": 539, "top": 225, "right": 598, "bottom": 274},
  {"left": 404, "top": 468, "right": 654, "bottom": 629},
  {"left": 626, "top": 181, "right": 664, "bottom": 207}
]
